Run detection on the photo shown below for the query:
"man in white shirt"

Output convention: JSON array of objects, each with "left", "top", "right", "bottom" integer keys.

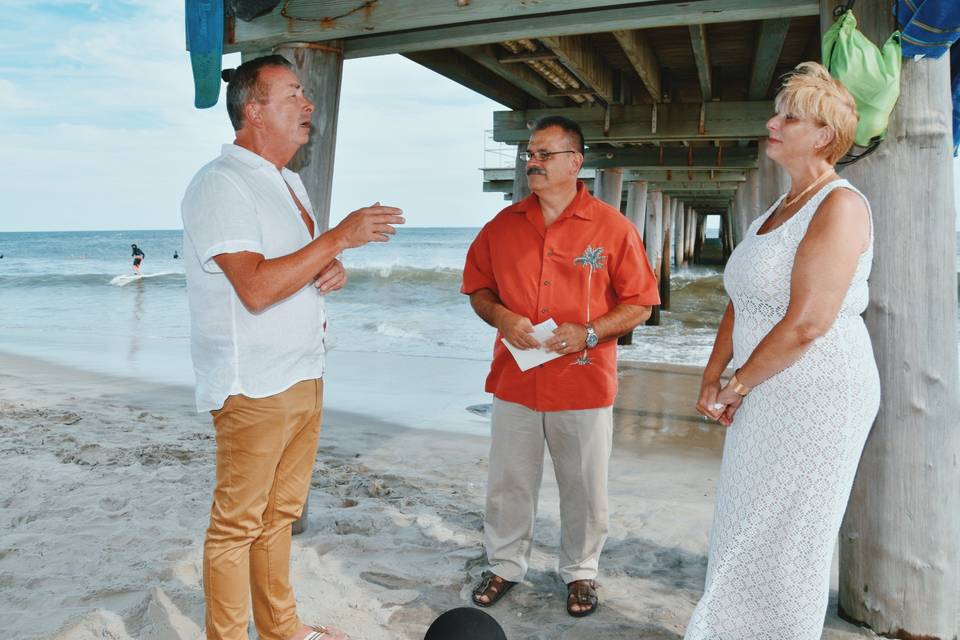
[{"left": 181, "top": 55, "right": 403, "bottom": 640}]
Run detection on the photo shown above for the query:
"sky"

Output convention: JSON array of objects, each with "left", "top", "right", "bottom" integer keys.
[{"left": 0, "top": 0, "right": 958, "bottom": 232}]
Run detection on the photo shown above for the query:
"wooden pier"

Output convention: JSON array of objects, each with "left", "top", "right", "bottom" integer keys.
[{"left": 200, "top": 1, "right": 960, "bottom": 637}]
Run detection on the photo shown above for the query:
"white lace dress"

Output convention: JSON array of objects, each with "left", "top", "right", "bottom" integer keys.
[{"left": 684, "top": 179, "right": 881, "bottom": 640}]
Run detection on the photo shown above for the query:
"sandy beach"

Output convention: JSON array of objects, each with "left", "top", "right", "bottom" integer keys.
[{"left": 0, "top": 351, "right": 877, "bottom": 639}]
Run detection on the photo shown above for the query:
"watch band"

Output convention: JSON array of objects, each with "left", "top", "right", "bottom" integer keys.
[{"left": 585, "top": 323, "right": 599, "bottom": 348}]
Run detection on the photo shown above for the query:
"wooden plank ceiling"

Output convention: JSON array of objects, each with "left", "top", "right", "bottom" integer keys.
[{"left": 223, "top": 1, "right": 822, "bottom": 208}]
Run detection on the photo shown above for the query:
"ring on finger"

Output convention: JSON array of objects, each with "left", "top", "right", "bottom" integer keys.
[{"left": 560, "top": 340, "right": 568, "bottom": 348}]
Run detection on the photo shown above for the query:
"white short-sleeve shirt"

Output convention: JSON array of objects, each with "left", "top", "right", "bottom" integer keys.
[{"left": 181, "top": 144, "right": 326, "bottom": 412}]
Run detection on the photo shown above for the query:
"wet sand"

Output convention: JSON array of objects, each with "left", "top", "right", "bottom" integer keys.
[{"left": 0, "top": 352, "right": 876, "bottom": 639}]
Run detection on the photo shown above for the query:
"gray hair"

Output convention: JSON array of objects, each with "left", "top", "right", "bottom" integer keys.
[{"left": 221, "top": 54, "right": 293, "bottom": 131}]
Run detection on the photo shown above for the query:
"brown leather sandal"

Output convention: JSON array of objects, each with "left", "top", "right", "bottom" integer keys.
[
  {"left": 471, "top": 571, "right": 517, "bottom": 608},
  {"left": 566, "top": 579, "right": 599, "bottom": 617}
]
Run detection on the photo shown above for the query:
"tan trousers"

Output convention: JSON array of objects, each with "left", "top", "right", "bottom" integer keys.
[
  {"left": 484, "top": 398, "right": 614, "bottom": 584},
  {"left": 204, "top": 379, "right": 323, "bottom": 640}
]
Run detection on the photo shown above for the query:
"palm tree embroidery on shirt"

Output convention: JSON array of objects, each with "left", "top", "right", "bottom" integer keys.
[{"left": 572, "top": 245, "right": 607, "bottom": 366}]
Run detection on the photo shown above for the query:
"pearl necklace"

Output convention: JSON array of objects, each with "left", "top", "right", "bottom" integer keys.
[{"left": 782, "top": 168, "right": 835, "bottom": 210}]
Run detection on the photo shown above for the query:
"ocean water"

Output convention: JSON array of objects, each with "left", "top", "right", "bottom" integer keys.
[{"left": 1, "top": 229, "right": 957, "bottom": 393}]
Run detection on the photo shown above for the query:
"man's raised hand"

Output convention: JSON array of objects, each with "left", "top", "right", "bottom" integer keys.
[{"left": 333, "top": 202, "right": 405, "bottom": 248}]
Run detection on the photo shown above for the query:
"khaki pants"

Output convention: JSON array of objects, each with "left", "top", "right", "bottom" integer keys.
[
  {"left": 203, "top": 379, "right": 323, "bottom": 640},
  {"left": 484, "top": 398, "right": 614, "bottom": 584}
]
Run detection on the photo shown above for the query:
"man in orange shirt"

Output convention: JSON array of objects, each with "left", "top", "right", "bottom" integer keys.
[{"left": 462, "top": 116, "right": 659, "bottom": 617}]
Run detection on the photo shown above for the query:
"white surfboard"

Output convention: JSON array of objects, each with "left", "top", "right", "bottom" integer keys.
[{"left": 109, "top": 271, "right": 176, "bottom": 287}]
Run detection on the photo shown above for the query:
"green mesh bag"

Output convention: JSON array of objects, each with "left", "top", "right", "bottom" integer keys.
[{"left": 822, "top": 10, "right": 902, "bottom": 147}]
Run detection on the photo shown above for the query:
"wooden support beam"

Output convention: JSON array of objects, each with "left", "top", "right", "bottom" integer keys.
[
  {"left": 403, "top": 49, "right": 528, "bottom": 109},
  {"left": 611, "top": 29, "right": 662, "bottom": 103},
  {"left": 648, "top": 182, "right": 739, "bottom": 192},
  {"left": 682, "top": 200, "right": 732, "bottom": 208},
  {"left": 539, "top": 35, "right": 614, "bottom": 102},
  {"left": 659, "top": 195, "right": 672, "bottom": 309},
  {"left": 497, "top": 51, "right": 560, "bottom": 64},
  {"left": 688, "top": 24, "right": 713, "bottom": 101},
  {"left": 757, "top": 139, "right": 790, "bottom": 210},
  {"left": 629, "top": 170, "right": 746, "bottom": 182},
  {"left": 458, "top": 44, "right": 567, "bottom": 108},
  {"left": 644, "top": 189, "right": 663, "bottom": 325},
  {"left": 512, "top": 143, "right": 530, "bottom": 203},
  {"left": 482, "top": 167, "right": 746, "bottom": 182},
  {"left": 584, "top": 146, "right": 758, "bottom": 169},
  {"left": 675, "top": 198, "right": 686, "bottom": 267},
  {"left": 828, "top": 2, "right": 960, "bottom": 637},
  {"left": 231, "top": 0, "right": 665, "bottom": 47},
  {"left": 547, "top": 88, "right": 599, "bottom": 97},
  {"left": 626, "top": 180, "right": 648, "bottom": 240},
  {"left": 278, "top": 42, "right": 342, "bottom": 232},
  {"left": 484, "top": 180, "right": 740, "bottom": 197},
  {"left": 595, "top": 168, "right": 624, "bottom": 206},
  {"left": 277, "top": 42, "right": 342, "bottom": 536},
  {"left": 494, "top": 103, "right": 773, "bottom": 144},
  {"left": 748, "top": 18, "right": 791, "bottom": 100},
  {"left": 226, "top": 0, "right": 821, "bottom": 57}
]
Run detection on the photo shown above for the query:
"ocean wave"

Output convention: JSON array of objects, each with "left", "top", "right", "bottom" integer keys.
[
  {"left": 362, "top": 321, "right": 425, "bottom": 340},
  {"left": 0, "top": 271, "right": 186, "bottom": 288},
  {"left": 345, "top": 265, "right": 463, "bottom": 285}
]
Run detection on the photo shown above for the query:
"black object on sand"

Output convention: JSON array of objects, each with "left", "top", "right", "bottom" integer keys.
[{"left": 424, "top": 608, "right": 507, "bottom": 640}]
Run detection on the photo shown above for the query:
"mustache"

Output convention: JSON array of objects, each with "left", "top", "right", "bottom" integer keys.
[{"left": 526, "top": 167, "right": 547, "bottom": 176}]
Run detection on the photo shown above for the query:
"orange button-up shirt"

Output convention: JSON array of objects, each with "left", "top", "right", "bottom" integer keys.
[{"left": 462, "top": 181, "right": 660, "bottom": 411}]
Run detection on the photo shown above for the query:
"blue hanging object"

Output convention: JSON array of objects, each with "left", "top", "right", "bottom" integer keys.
[
  {"left": 953, "top": 43, "right": 960, "bottom": 156},
  {"left": 897, "top": 0, "right": 960, "bottom": 59},
  {"left": 186, "top": 0, "right": 224, "bottom": 109},
  {"left": 896, "top": 0, "right": 960, "bottom": 154}
]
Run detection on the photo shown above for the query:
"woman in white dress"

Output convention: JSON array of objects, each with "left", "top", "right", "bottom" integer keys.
[{"left": 685, "top": 62, "right": 881, "bottom": 639}]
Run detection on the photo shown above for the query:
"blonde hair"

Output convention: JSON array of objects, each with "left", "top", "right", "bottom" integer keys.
[{"left": 774, "top": 61, "right": 859, "bottom": 164}]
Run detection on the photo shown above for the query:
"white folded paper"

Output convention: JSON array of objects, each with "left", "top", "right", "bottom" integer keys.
[{"left": 501, "top": 318, "right": 563, "bottom": 372}]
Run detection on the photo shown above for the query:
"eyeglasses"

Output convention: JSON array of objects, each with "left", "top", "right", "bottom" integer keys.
[{"left": 520, "top": 149, "right": 580, "bottom": 162}]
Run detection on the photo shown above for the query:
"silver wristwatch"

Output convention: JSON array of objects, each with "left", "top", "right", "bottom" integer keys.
[{"left": 584, "top": 324, "right": 599, "bottom": 349}]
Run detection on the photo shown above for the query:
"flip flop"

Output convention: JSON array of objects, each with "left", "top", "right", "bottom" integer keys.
[
  {"left": 472, "top": 571, "right": 517, "bottom": 608},
  {"left": 566, "top": 579, "right": 599, "bottom": 617}
]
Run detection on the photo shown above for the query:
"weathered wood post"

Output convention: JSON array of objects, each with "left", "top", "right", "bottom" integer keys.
[
  {"left": 758, "top": 139, "right": 790, "bottom": 212},
  {"left": 512, "top": 143, "right": 530, "bottom": 203},
  {"left": 619, "top": 180, "right": 648, "bottom": 345},
  {"left": 593, "top": 169, "right": 623, "bottom": 211},
  {"left": 732, "top": 181, "right": 749, "bottom": 247},
  {"left": 720, "top": 207, "right": 733, "bottom": 260},
  {"left": 645, "top": 189, "right": 663, "bottom": 325},
  {"left": 595, "top": 169, "right": 632, "bottom": 344},
  {"left": 596, "top": 168, "right": 624, "bottom": 206},
  {"left": 675, "top": 198, "right": 687, "bottom": 267},
  {"left": 279, "top": 43, "right": 343, "bottom": 233},
  {"left": 659, "top": 195, "right": 672, "bottom": 311},
  {"left": 627, "top": 180, "right": 649, "bottom": 241},
  {"left": 818, "top": 2, "right": 960, "bottom": 637},
  {"left": 733, "top": 169, "right": 766, "bottom": 244},
  {"left": 275, "top": 41, "right": 344, "bottom": 536},
  {"left": 686, "top": 206, "right": 696, "bottom": 263},
  {"left": 693, "top": 213, "right": 705, "bottom": 263}
]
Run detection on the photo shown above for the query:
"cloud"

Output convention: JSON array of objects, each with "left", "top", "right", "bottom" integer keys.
[
  {"left": 0, "top": 1, "right": 513, "bottom": 231},
  {"left": 0, "top": 79, "right": 28, "bottom": 109},
  {"left": 1, "top": 3, "right": 954, "bottom": 232}
]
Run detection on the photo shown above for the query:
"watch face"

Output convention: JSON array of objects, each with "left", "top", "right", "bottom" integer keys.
[{"left": 586, "top": 332, "right": 599, "bottom": 348}]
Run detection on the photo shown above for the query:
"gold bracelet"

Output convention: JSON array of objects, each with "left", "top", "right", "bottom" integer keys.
[{"left": 728, "top": 374, "right": 751, "bottom": 397}]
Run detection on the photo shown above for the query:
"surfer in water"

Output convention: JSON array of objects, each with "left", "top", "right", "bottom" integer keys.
[{"left": 131, "top": 244, "right": 145, "bottom": 274}]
